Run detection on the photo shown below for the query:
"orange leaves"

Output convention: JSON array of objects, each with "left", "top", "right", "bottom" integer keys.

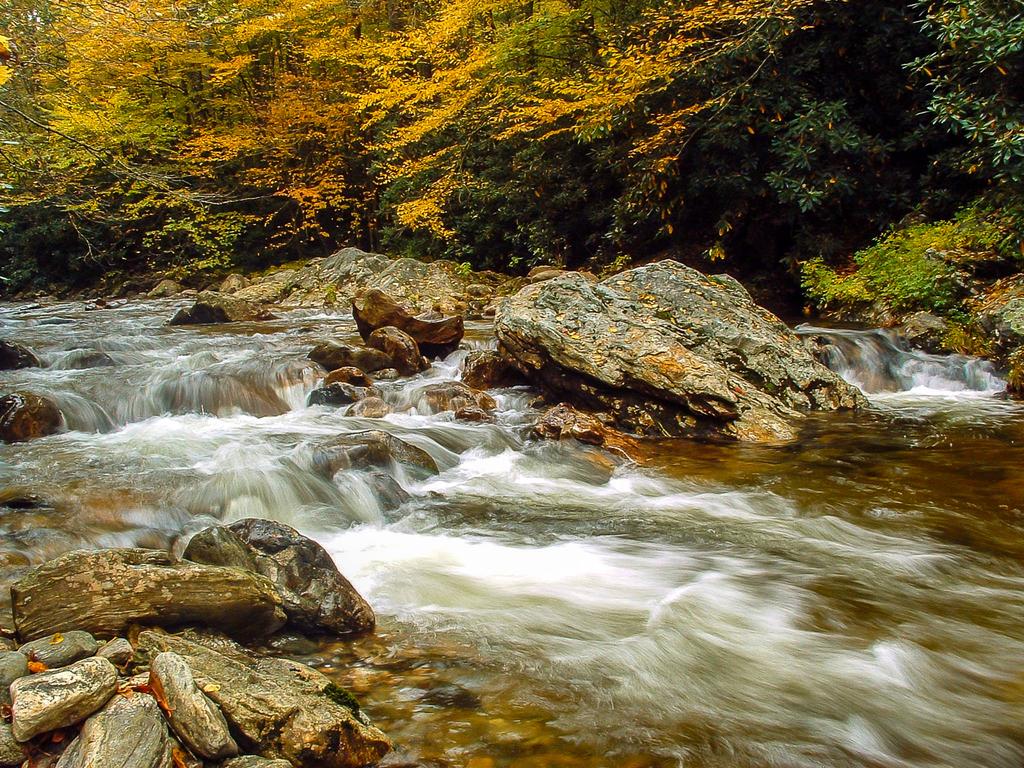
[{"left": 27, "top": 661, "right": 48, "bottom": 674}]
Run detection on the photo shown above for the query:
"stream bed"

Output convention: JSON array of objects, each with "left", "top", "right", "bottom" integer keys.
[{"left": 0, "top": 300, "right": 1022, "bottom": 768}]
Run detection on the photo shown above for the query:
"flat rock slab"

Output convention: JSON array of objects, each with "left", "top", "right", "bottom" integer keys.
[
  {"left": 221, "top": 757, "right": 293, "bottom": 768},
  {"left": 496, "top": 261, "right": 865, "bottom": 441},
  {"left": 150, "top": 652, "right": 238, "bottom": 760},
  {"left": 11, "top": 549, "right": 285, "bottom": 642},
  {"left": 169, "top": 291, "right": 276, "bottom": 325},
  {"left": 11, "top": 656, "right": 118, "bottom": 741},
  {"left": 20, "top": 631, "right": 98, "bottom": 668},
  {"left": 138, "top": 631, "right": 391, "bottom": 768},
  {"left": 55, "top": 692, "right": 171, "bottom": 768}
]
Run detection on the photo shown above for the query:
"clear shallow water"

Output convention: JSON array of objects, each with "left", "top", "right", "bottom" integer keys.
[{"left": 1, "top": 301, "right": 1023, "bottom": 768}]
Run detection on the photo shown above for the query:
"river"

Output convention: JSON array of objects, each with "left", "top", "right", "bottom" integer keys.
[{"left": 0, "top": 299, "right": 1022, "bottom": 768}]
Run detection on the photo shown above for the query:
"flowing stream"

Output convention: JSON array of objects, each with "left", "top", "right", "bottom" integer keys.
[{"left": 1, "top": 301, "right": 1023, "bottom": 768}]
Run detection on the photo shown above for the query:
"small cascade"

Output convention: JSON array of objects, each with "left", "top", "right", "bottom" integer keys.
[{"left": 797, "top": 326, "right": 1005, "bottom": 396}]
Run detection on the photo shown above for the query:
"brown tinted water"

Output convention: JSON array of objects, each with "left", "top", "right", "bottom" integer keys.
[{"left": 0, "top": 301, "right": 1022, "bottom": 768}]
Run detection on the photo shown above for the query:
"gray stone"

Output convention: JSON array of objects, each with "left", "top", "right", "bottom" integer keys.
[
  {"left": 186, "top": 520, "right": 374, "bottom": 637},
  {"left": 95, "top": 638, "right": 134, "bottom": 667},
  {"left": 345, "top": 396, "right": 391, "bottom": 418},
  {"left": 150, "top": 652, "right": 238, "bottom": 760},
  {"left": 10, "top": 656, "right": 118, "bottom": 741},
  {"left": 20, "top": 631, "right": 98, "bottom": 669},
  {"left": 55, "top": 693, "right": 172, "bottom": 768},
  {"left": 147, "top": 280, "right": 184, "bottom": 299},
  {"left": 219, "top": 274, "right": 251, "bottom": 294},
  {"left": 12, "top": 549, "right": 286, "bottom": 642},
  {"left": 0, "top": 723, "right": 26, "bottom": 766},
  {"left": 496, "top": 261, "right": 865, "bottom": 442},
  {"left": 307, "top": 382, "right": 380, "bottom": 407},
  {"left": 312, "top": 430, "right": 438, "bottom": 477},
  {"left": 138, "top": 631, "right": 391, "bottom": 768},
  {"left": 181, "top": 526, "right": 257, "bottom": 572},
  {"left": 169, "top": 292, "right": 276, "bottom": 325},
  {"left": 0, "top": 651, "right": 28, "bottom": 706}
]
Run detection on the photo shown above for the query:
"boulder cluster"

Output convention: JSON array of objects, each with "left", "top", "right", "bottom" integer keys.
[{"left": 0, "top": 520, "right": 390, "bottom": 768}]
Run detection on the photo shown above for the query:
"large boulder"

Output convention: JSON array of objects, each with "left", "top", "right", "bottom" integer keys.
[
  {"left": 976, "top": 274, "right": 1024, "bottom": 356},
  {"left": 219, "top": 274, "right": 252, "bottom": 294},
  {"left": 137, "top": 631, "right": 392, "bottom": 768},
  {"left": 11, "top": 549, "right": 286, "bottom": 642},
  {"left": 352, "top": 289, "right": 464, "bottom": 358},
  {"left": 461, "top": 349, "right": 523, "bottom": 390},
  {"left": 169, "top": 292, "right": 276, "bottom": 325},
  {"left": 10, "top": 656, "right": 118, "bottom": 741},
  {"left": 184, "top": 519, "right": 374, "bottom": 637},
  {"left": 367, "top": 327, "right": 428, "bottom": 376},
  {"left": 55, "top": 692, "right": 171, "bottom": 768},
  {"left": 308, "top": 341, "right": 393, "bottom": 373},
  {"left": 0, "top": 340, "right": 41, "bottom": 370},
  {"left": 496, "top": 261, "right": 864, "bottom": 442},
  {"left": 148, "top": 279, "right": 184, "bottom": 299},
  {"left": 0, "top": 392, "right": 65, "bottom": 443}
]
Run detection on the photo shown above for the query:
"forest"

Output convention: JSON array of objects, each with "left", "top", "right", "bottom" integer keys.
[{"left": 0, "top": 0, "right": 1021, "bottom": 304}]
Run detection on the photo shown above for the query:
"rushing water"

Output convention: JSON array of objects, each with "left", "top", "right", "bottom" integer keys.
[{"left": 1, "top": 300, "right": 1023, "bottom": 768}]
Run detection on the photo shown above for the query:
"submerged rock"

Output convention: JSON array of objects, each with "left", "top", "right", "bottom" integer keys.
[
  {"left": 11, "top": 549, "right": 285, "bottom": 642},
  {"left": 352, "top": 289, "right": 464, "bottom": 358},
  {"left": 19, "top": 630, "right": 98, "bottom": 668},
  {"left": 56, "top": 692, "right": 171, "bottom": 768},
  {"left": 138, "top": 631, "right": 392, "bottom": 768},
  {"left": 367, "top": 327, "right": 428, "bottom": 376},
  {"left": 169, "top": 292, "right": 276, "bottom": 325},
  {"left": 496, "top": 261, "right": 864, "bottom": 441},
  {"left": 416, "top": 381, "right": 495, "bottom": 414},
  {"left": 10, "top": 656, "right": 118, "bottom": 741},
  {"left": 312, "top": 430, "right": 439, "bottom": 477},
  {"left": 307, "top": 382, "right": 380, "bottom": 408},
  {"left": 534, "top": 403, "right": 642, "bottom": 460},
  {"left": 308, "top": 341, "right": 393, "bottom": 374},
  {"left": 150, "top": 651, "right": 238, "bottom": 760},
  {"left": 185, "top": 519, "right": 374, "bottom": 637},
  {"left": 0, "top": 392, "right": 65, "bottom": 443},
  {"left": 0, "top": 340, "right": 41, "bottom": 370}
]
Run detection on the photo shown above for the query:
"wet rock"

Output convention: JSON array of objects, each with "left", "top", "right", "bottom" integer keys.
[
  {"left": 181, "top": 525, "right": 258, "bottom": 572},
  {"left": 223, "top": 518, "right": 374, "bottom": 637},
  {"left": 346, "top": 396, "right": 391, "bottom": 418},
  {"left": 496, "top": 261, "right": 865, "bottom": 442},
  {"left": 900, "top": 312, "right": 949, "bottom": 353},
  {"left": 55, "top": 692, "right": 171, "bottom": 768},
  {"left": 419, "top": 683, "right": 481, "bottom": 709},
  {"left": 534, "top": 403, "right": 642, "bottom": 459},
  {"left": 454, "top": 405, "right": 493, "bottom": 423},
  {"left": 325, "top": 366, "right": 374, "bottom": 387},
  {"left": 0, "top": 723, "right": 26, "bottom": 766},
  {"left": 0, "top": 651, "right": 29, "bottom": 705},
  {"left": 308, "top": 383, "right": 380, "bottom": 407},
  {"left": 150, "top": 651, "right": 238, "bottom": 760},
  {"left": 233, "top": 270, "right": 297, "bottom": 305},
  {"left": 138, "top": 631, "right": 392, "bottom": 768},
  {"left": 417, "top": 381, "right": 495, "bottom": 414},
  {"left": 62, "top": 350, "right": 117, "bottom": 369},
  {"left": 10, "top": 656, "right": 118, "bottom": 741},
  {"left": 19, "top": 631, "right": 98, "bottom": 668},
  {"left": 263, "top": 632, "right": 319, "bottom": 656},
  {"left": 373, "top": 368, "right": 400, "bottom": 380},
  {"left": 148, "top": 279, "right": 184, "bottom": 299},
  {"left": 169, "top": 292, "right": 276, "bottom": 325},
  {"left": 367, "top": 327, "right": 428, "bottom": 376},
  {"left": 219, "top": 274, "right": 251, "bottom": 294},
  {"left": 0, "top": 392, "right": 65, "bottom": 443},
  {"left": 11, "top": 549, "right": 285, "bottom": 642},
  {"left": 309, "top": 341, "right": 393, "bottom": 373},
  {"left": 461, "top": 349, "right": 522, "bottom": 390},
  {"left": 220, "top": 757, "right": 293, "bottom": 768},
  {"left": 0, "top": 341, "right": 41, "bottom": 370},
  {"left": 352, "top": 289, "right": 464, "bottom": 358},
  {"left": 95, "top": 638, "right": 134, "bottom": 667},
  {"left": 313, "top": 430, "right": 438, "bottom": 477},
  {"left": 976, "top": 274, "right": 1024, "bottom": 355}
]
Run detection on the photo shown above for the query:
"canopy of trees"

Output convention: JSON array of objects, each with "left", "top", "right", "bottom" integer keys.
[{"left": 0, "top": 0, "right": 1021, "bottom": 292}]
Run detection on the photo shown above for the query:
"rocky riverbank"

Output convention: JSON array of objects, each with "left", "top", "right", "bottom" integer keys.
[{"left": 0, "top": 520, "right": 390, "bottom": 768}]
